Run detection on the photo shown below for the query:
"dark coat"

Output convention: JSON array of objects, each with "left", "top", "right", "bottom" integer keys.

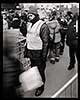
[
  {"left": 20, "top": 20, "right": 27, "bottom": 37},
  {"left": 66, "top": 19, "right": 78, "bottom": 48}
]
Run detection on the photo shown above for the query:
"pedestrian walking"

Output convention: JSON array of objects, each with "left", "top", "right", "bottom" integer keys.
[
  {"left": 25, "top": 6, "right": 50, "bottom": 96},
  {"left": 57, "top": 13, "right": 68, "bottom": 55},
  {"left": 47, "top": 11, "right": 61, "bottom": 64},
  {"left": 66, "top": 11, "right": 78, "bottom": 70}
]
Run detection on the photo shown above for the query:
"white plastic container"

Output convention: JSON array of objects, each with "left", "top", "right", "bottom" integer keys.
[{"left": 19, "top": 66, "right": 43, "bottom": 92}]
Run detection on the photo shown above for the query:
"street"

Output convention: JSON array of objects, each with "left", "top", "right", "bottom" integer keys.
[{"left": 21, "top": 45, "right": 78, "bottom": 98}]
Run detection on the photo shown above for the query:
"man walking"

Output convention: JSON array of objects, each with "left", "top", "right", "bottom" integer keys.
[
  {"left": 66, "top": 11, "right": 78, "bottom": 70},
  {"left": 25, "top": 6, "right": 50, "bottom": 96}
]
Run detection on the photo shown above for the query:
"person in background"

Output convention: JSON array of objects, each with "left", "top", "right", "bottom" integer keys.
[
  {"left": 25, "top": 6, "right": 50, "bottom": 96},
  {"left": 19, "top": 11, "right": 28, "bottom": 57},
  {"left": 7, "top": 9, "right": 14, "bottom": 29},
  {"left": 66, "top": 11, "right": 78, "bottom": 70},
  {"left": 2, "top": 13, "right": 8, "bottom": 31},
  {"left": 19, "top": 12, "right": 27, "bottom": 37},
  {"left": 47, "top": 11, "right": 61, "bottom": 64},
  {"left": 12, "top": 9, "right": 20, "bottom": 29},
  {"left": 57, "top": 13, "right": 68, "bottom": 55}
]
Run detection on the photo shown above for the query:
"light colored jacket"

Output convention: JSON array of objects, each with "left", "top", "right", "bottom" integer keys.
[
  {"left": 27, "top": 20, "right": 44, "bottom": 50},
  {"left": 46, "top": 19, "right": 61, "bottom": 43}
]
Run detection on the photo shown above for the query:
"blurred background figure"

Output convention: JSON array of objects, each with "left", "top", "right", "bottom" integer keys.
[
  {"left": 6, "top": 9, "right": 14, "bottom": 29},
  {"left": 57, "top": 12, "right": 68, "bottom": 55},
  {"left": 47, "top": 11, "right": 61, "bottom": 64},
  {"left": 19, "top": 11, "right": 27, "bottom": 37},
  {"left": 66, "top": 11, "right": 78, "bottom": 70},
  {"left": 11, "top": 7, "right": 21, "bottom": 29},
  {"left": 2, "top": 12, "right": 8, "bottom": 31}
]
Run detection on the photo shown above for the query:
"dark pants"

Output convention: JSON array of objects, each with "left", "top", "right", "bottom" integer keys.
[
  {"left": 31, "top": 59, "right": 46, "bottom": 84},
  {"left": 60, "top": 29, "right": 66, "bottom": 53},
  {"left": 25, "top": 49, "right": 46, "bottom": 84},
  {"left": 69, "top": 46, "right": 78, "bottom": 65},
  {"left": 49, "top": 42, "right": 60, "bottom": 59},
  {"left": 53, "top": 42, "right": 60, "bottom": 58}
]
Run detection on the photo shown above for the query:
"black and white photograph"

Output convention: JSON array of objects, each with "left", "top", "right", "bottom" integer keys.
[{"left": 2, "top": 3, "right": 79, "bottom": 98}]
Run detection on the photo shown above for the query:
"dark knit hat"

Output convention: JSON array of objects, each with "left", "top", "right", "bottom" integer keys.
[{"left": 28, "top": 6, "right": 38, "bottom": 15}]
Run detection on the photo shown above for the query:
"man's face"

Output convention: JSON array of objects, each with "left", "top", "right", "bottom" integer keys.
[{"left": 28, "top": 13, "right": 35, "bottom": 22}]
